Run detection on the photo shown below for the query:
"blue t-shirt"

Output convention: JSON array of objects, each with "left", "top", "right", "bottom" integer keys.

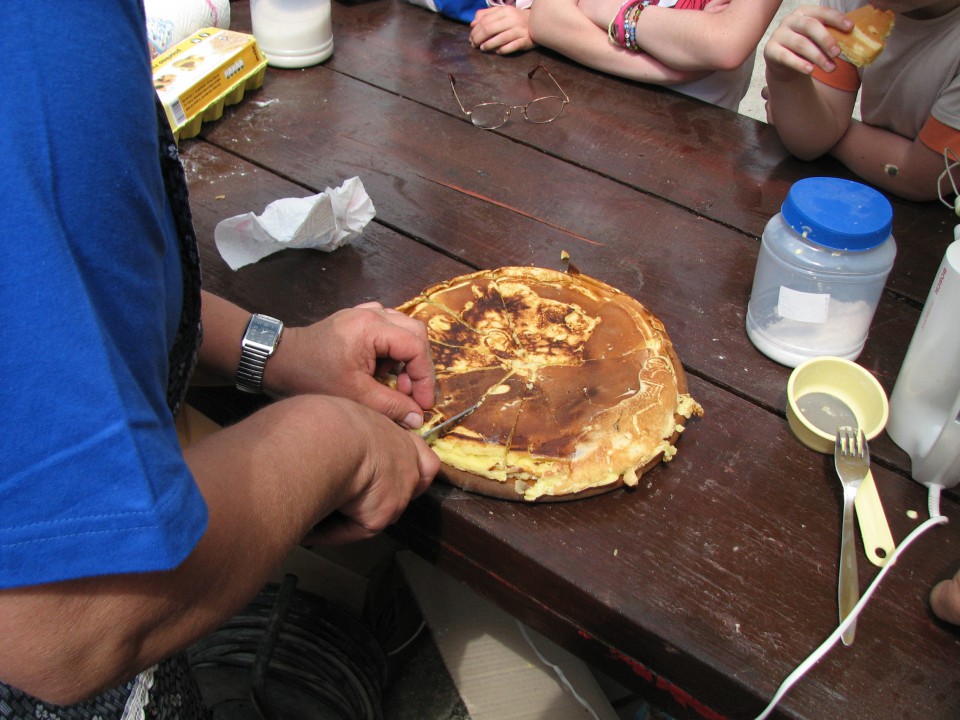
[{"left": 0, "top": 2, "right": 208, "bottom": 588}]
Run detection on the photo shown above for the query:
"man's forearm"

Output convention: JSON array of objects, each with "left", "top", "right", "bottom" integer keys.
[
  {"left": 0, "top": 395, "right": 362, "bottom": 705},
  {"left": 191, "top": 290, "right": 253, "bottom": 386}
]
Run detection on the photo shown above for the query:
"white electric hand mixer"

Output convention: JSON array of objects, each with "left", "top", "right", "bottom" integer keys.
[{"left": 887, "top": 148, "right": 960, "bottom": 489}]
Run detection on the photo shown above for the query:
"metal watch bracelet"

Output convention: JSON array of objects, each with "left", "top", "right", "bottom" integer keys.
[
  {"left": 236, "top": 345, "right": 272, "bottom": 394},
  {"left": 236, "top": 313, "right": 284, "bottom": 394}
]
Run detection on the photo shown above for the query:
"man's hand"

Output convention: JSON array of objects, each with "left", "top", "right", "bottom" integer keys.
[
  {"left": 269, "top": 302, "right": 436, "bottom": 429},
  {"left": 299, "top": 396, "right": 440, "bottom": 545}
]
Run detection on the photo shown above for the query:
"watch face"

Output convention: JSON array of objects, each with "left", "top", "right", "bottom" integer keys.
[{"left": 245, "top": 315, "right": 283, "bottom": 350}]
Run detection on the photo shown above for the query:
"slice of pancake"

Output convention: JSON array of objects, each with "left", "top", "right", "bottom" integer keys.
[
  {"left": 433, "top": 371, "right": 526, "bottom": 482},
  {"left": 425, "top": 366, "right": 515, "bottom": 427},
  {"left": 416, "top": 275, "right": 518, "bottom": 358},
  {"left": 396, "top": 267, "right": 702, "bottom": 501},
  {"left": 402, "top": 300, "right": 507, "bottom": 373},
  {"left": 513, "top": 351, "right": 682, "bottom": 499},
  {"left": 582, "top": 295, "right": 666, "bottom": 360},
  {"left": 495, "top": 274, "right": 598, "bottom": 368},
  {"left": 828, "top": 4, "right": 895, "bottom": 68}
]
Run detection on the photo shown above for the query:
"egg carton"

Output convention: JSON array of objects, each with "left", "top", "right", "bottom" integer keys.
[{"left": 153, "top": 27, "right": 268, "bottom": 143}]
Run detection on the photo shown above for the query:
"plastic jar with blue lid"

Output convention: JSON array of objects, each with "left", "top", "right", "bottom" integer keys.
[{"left": 746, "top": 177, "right": 897, "bottom": 367}]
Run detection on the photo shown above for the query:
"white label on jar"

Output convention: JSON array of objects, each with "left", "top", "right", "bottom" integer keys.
[{"left": 777, "top": 286, "right": 830, "bottom": 323}]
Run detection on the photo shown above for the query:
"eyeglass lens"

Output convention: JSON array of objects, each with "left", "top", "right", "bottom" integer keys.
[{"left": 469, "top": 96, "right": 567, "bottom": 129}]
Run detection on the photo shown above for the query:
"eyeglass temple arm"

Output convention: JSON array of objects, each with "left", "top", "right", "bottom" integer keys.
[
  {"left": 448, "top": 74, "right": 471, "bottom": 115},
  {"left": 528, "top": 65, "right": 570, "bottom": 103}
]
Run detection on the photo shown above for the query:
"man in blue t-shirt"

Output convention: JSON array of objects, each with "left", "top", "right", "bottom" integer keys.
[{"left": 0, "top": 2, "right": 439, "bottom": 714}]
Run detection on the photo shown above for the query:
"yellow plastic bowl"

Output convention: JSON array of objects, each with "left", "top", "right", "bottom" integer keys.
[{"left": 786, "top": 357, "right": 889, "bottom": 454}]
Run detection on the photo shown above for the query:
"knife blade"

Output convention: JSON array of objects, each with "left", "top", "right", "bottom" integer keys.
[{"left": 418, "top": 401, "right": 481, "bottom": 445}]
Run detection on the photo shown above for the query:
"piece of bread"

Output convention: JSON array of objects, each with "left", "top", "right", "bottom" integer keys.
[{"left": 827, "top": 4, "right": 895, "bottom": 67}]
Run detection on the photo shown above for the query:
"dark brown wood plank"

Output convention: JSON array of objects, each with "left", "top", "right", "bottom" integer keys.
[
  {"left": 194, "top": 62, "right": 918, "bottom": 471},
  {"left": 395, "top": 374, "right": 960, "bottom": 720},
  {"left": 180, "top": 144, "right": 960, "bottom": 720},
  {"left": 176, "top": 8, "right": 960, "bottom": 720},
  {"left": 229, "top": 0, "right": 956, "bottom": 305},
  {"left": 180, "top": 141, "right": 471, "bottom": 316}
]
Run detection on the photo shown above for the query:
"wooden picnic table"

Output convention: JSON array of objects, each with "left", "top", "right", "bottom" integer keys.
[{"left": 181, "top": 2, "right": 960, "bottom": 717}]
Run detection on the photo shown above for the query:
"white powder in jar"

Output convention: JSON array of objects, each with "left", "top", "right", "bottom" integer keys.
[{"left": 764, "top": 298, "right": 873, "bottom": 355}]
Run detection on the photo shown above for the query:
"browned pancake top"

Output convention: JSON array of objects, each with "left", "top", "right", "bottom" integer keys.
[{"left": 398, "top": 266, "right": 701, "bottom": 500}]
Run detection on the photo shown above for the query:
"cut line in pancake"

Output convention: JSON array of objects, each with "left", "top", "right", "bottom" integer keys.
[{"left": 397, "top": 266, "right": 703, "bottom": 501}]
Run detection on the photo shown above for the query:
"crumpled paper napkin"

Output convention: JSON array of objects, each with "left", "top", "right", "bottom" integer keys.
[{"left": 214, "top": 177, "right": 376, "bottom": 270}]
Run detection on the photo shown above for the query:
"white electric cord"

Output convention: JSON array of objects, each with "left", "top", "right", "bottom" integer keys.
[
  {"left": 517, "top": 620, "right": 603, "bottom": 720},
  {"left": 752, "top": 484, "right": 949, "bottom": 720},
  {"left": 937, "top": 147, "right": 958, "bottom": 214},
  {"left": 386, "top": 619, "right": 427, "bottom": 657}
]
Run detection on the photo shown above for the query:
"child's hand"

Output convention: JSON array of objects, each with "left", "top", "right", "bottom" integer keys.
[
  {"left": 763, "top": 4, "right": 852, "bottom": 80},
  {"left": 470, "top": 6, "right": 535, "bottom": 54}
]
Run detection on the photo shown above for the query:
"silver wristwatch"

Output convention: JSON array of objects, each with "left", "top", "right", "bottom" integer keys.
[{"left": 236, "top": 314, "right": 284, "bottom": 394}]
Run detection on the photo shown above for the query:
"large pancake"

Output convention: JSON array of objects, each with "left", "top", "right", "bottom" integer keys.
[{"left": 396, "top": 266, "right": 702, "bottom": 501}]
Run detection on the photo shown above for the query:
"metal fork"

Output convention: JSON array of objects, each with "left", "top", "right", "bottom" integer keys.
[{"left": 834, "top": 425, "right": 870, "bottom": 645}]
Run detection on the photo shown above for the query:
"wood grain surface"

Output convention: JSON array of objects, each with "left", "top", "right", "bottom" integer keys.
[{"left": 181, "top": 3, "right": 960, "bottom": 718}]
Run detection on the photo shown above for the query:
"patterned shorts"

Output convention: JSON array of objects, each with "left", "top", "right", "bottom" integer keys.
[{"left": 0, "top": 653, "right": 208, "bottom": 720}]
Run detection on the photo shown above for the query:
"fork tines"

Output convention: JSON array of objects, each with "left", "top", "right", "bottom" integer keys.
[{"left": 836, "top": 426, "right": 866, "bottom": 456}]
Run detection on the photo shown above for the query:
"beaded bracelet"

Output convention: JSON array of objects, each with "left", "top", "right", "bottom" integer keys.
[
  {"left": 625, "top": 3, "right": 643, "bottom": 51},
  {"left": 607, "top": 0, "right": 634, "bottom": 47},
  {"left": 608, "top": 0, "right": 646, "bottom": 52}
]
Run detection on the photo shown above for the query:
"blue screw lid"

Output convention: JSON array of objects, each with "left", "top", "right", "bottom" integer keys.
[{"left": 781, "top": 177, "right": 893, "bottom": 251}]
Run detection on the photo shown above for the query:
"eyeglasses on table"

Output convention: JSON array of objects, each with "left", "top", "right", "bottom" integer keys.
[{"left": 449, "top": 65, "right": 570, "bottom": 130}]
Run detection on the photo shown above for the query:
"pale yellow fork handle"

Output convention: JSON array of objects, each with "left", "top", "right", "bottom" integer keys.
[{"left": 855, "top": 470, "right": 895, "bottom": 568}]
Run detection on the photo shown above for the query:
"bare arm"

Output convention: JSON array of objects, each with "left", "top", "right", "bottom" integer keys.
[
  {"left": 762, "top": 5, "right": 859, "bottom": 157},
  {"left": 0, "top": 291, "right": 440, "bottom": 703},
  {"left": 528, "top": 0, "right": 704, "bottom": 85},
  {"left": 196, "top": 290, "right": 437, "bottom": 427},
  {"left": 831, "top": 120, "right": 947, "bottom": 202},
  {"left": 0, "top": 394, "right": 437, "bottom": 704},
  {"left": 578, "top": 0, "right": 782, "bottom": 72},
  {"left": 763, "top": 5, "right": 944, "bottom": 201}
]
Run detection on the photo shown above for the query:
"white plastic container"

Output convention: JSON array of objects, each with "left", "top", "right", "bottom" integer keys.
[
  {"left": 250, "top": 0, "right": 333, "bottom": 69},
  {"left": 746, "top": 177, "right": 896, "bottom": 367},
  {"left": 887, "top": 236, "right": 960, "bottom": 488}
]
